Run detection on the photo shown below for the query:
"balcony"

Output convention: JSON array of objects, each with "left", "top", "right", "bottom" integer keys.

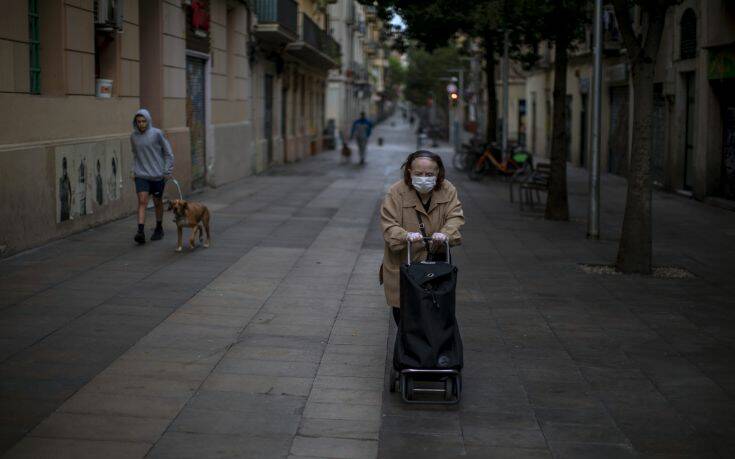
[
  {"left": 365, "top": 41, "right": 379, "bottom": 57},
  {"left": 348, "top": 61, "right": 368, "bottom": 83},
  {"left": 253, "top": 0, "right": 299, "bottom": 48},
  {"left": 286, "top": 13, "right": 340, "bottom": 69},
  {"left": 365, "top": 5, "right": 378, "bottom": 23}
]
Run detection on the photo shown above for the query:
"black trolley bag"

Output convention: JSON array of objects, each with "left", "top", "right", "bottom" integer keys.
[{"left": 389, "top": 238, "right": 463, "bottom": 404}]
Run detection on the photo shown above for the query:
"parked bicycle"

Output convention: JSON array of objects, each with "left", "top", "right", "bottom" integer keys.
[
  {"left": 467, "top": 143, "right": 533, "bottom": 181},
  {"left": 452, "top": 136, "right": 485, "bottom": 172}
]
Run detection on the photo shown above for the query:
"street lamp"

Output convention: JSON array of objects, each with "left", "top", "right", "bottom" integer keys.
[
  {"left": 588, "top": 0, "right": 602, "bottom": 240},
  {"left": 446, "top": 69, "right": 465, "bottom": 153}
]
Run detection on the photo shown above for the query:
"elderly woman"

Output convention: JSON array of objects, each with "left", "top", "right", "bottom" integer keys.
[{"left": 380, "top": 150, "right": 465, "bottom": 324}]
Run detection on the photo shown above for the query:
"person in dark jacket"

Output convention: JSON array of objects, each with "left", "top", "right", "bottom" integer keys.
[
  {"left": 130, "top": 109, "right": 174, "bottom": 244},
  {"left": 350, "top": 112, "right": 373, "bottom": 165}
]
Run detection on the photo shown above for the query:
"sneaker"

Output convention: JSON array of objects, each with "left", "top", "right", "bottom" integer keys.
[
  {"left": 134, "top": 231, "right": 146, "bottom": 244},
  {"left": 151, "top": 227, "right": 164, "bottom": 241}
]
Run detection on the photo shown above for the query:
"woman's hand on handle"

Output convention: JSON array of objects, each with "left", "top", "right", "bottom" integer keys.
[
  {"left": 431, "top": 232, "right": 448, "bottom": 250},
  {"left": 406, "top": 232, "right": 423, "bottom": 242}
]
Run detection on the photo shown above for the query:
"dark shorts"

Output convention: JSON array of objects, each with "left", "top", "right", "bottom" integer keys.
[{"left": 134, "top": 178, "right": 166, "bottom": 198}]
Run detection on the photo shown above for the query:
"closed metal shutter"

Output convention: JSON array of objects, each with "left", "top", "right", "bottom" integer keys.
[
  {"left": 608, "top": 85, "right": 629, "bottom": 176},
  {"left": 187, "top": 56, "right": 206, "bottom": 189},
  {"left": 265, "top": 74, "right": 274, "bottom": 164},
  {"left": 651, "top": 83, "right": 666, "bottom": 186},
  {"left": 723, "top": 106, "right": 735, "bottom": 199}
]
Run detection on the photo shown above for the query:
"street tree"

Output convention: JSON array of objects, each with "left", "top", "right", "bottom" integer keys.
[
  {"left": 365, "top": 0, "right": 506, "bottom": 142},
  {"left": 516, "top": 0, "right": 591, "bottom": 221},
  {"left": 611, "top": 0, "right": 678, "bottom": 274},
  {"left": 385, "top": 55, "right": 407, "bottom": 101},
  {"left": 403, "top": 47, "right": 467, "bottom": 131}
]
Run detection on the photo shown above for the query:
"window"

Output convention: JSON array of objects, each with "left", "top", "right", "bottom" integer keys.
[
  {"left": 680, "top": 9, "right": 697, "bottom": 60},
  {"left": 94, "top": 0, "right": 124, "bottom": 96},
  {"left": 29, "top": 0, "right": 40, "bottom": 94}
]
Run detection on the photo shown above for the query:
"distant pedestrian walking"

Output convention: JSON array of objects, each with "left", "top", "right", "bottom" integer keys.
[
  {"left": 131, "top": 109, "right": 174, "bottom": 244},
  {"left": 350, "top": 111, "right": 373, "bottom": 165}
]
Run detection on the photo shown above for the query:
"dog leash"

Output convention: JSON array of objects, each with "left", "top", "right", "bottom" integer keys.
[{"left": 169, "top": 177, "right": 183, "bottom": 200}]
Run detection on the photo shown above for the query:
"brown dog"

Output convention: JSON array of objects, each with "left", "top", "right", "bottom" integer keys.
[{"left": 167, "top": 199, "right": 211, "bottom": 252}]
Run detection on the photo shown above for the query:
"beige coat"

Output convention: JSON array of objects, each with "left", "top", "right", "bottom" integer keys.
[{"left": 380, "top": 179, "right": 465, "bottom": 307}]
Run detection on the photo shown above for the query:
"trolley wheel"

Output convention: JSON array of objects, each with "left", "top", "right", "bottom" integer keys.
[
  {"left": 388, "top": 368, "right": 397, "bottom": 393},
  {"left": 405, "top": 376, "right": 416, "bottom": 401},
  {"left": 444, "top": 377, "right": 454, "bottom": 401}
]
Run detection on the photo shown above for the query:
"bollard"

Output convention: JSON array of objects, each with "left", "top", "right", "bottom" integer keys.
[{"left": 378, "top": 137, "right": 384, "bottom": 146}]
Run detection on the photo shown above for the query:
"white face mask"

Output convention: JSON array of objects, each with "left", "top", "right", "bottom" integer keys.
[{"left": 411, "top": 175, "right": 436, "bottom": 193}]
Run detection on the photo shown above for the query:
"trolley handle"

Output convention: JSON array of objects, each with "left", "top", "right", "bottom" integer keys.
[{"left": 406, "top": 237, "right": 451, "bottom": 265}]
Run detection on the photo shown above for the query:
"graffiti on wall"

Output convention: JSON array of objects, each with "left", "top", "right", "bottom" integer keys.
[{"left": 55, "top": 140, "right": 122, "bottom": 223}]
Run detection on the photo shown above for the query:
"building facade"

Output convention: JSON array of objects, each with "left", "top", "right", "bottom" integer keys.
[
  {"left": 524, "top": 1, "right": 735, "bottom": 203},
  {"left": 325, "top": 1, "right": 387, "bottom": 139},
  {"left": 0, "top": 0, "right": 338, "bottom": 258}
]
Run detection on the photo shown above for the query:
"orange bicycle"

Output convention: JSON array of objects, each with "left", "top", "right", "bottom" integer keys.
[{"left": 467, "top": 145, "right": 532, "bottom": 181}]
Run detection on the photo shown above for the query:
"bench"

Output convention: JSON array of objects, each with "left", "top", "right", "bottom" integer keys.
[{"left": 519, "top": 162, "right": 551, "bottom": 210}]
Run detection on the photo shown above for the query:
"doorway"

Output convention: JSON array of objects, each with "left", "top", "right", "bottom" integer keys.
[
  {"left": 186, "top": 55, "right": 207, "bottom": 189},
  {"left": 580, "top": 93, "right": 588, "bottom": 167},
  {"left": 608, "top": 85, "right": 629, "bottom": 176},
  {"left": 651, "top": 83, "right": 666, "bottom": 186},
  {"left": 282, "top": 87, "right": 288, "bottom": 162},
  {"left": 264, "top": 74, "right": 274, "bottom": 165},
  {"left": 531, "top": 92, "right": 537, "bottom": 155},
  {"left": 565, "top": 95, "right": 572, "bottom": 161},
  {"left": 683, "top": 72, "right": 696, "bottom": 190},
  {"left": 721, "top": 81, "right": 735, "bottom": 199}
]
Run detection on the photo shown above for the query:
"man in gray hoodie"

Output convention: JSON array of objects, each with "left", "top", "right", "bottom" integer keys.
[{"left": 131, "top": 109, "right": 174, "bottom": 244}]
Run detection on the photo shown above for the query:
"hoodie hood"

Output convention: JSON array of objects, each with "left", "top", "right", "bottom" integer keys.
[{"left": 133, "top": 109, "right": 154, "bottom": 131}]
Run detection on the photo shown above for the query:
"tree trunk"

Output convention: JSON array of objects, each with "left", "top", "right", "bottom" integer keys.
[
  {"left": 612, "top": 4, "right": 668, "bottom": 274},
  {"left": 484, "top": 33, "right": 498, "bottom": 142},
  {"left": 544, "top": 32, "right": 570, "bottom": 221},
  {"left": 615, "top": 61, "right": 655, "bottom": 273}
]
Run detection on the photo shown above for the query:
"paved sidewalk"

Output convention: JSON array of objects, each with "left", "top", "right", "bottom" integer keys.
[
  {"left": 1, "top": 113, "right": 735, "bottom": 458},
  {"left": 378, "top": 132, "right": 735, "bottom": 457},
  {"left": 0, "top": 119, "right": 401, "bottom": 457}
]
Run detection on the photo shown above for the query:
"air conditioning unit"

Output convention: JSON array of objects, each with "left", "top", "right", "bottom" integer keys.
[{"left": 95, "top": 0, "right": 124, "bottom": 32}]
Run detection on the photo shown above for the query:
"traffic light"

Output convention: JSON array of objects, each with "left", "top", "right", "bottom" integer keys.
[
  {"left": 446, "top": 82, "right": 459, "bottom": 106},
  {"left": 449, "top": 90, "right": 459, "bottom": 107}
]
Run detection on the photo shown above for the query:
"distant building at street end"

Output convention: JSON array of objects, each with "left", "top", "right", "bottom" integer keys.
[{"left": 326, "top": 1, "right": 390, "bottom": 143}]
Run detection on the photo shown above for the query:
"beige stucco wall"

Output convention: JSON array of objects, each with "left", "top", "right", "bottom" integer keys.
[
  {"left": 0, "top": 138, "right": 137, "bottom": 257},
  {"left": 209, "top": 0, "right": 256, "bottom": 186},
  {"left": 0, "top": 0, "right": 192, "bottom": 258},
  {"left": 0, "top": 0, "right": 336, "bottom": 257}
]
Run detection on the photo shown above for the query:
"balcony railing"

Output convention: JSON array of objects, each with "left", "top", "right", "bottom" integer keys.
[
  {"left": 301, "top": 13, "right": 340, "bottom": 60},
  {"left": 254, "top": 0, "right": 298, "bottom": 36}
]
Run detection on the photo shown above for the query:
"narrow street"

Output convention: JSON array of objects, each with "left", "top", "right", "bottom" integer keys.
[{"left": 2, "top": 115, "right": 735, "bottom": 458}]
